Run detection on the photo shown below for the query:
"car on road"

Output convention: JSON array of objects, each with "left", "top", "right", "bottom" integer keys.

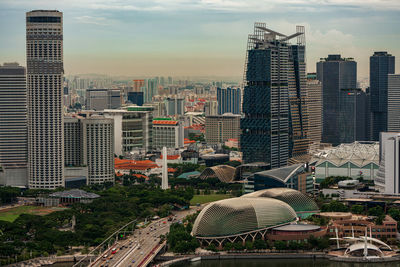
[{"left": 140, "top": 251, "right": 144, "bottom": 255}]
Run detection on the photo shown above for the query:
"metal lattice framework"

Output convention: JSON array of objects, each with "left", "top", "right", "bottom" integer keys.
[
  {"left": 198, "top": 165, "right": 236, "bottom": 183},
  {"left": 242, "top": 188, "right": 319, "bottom": 218},
  {"left": 312, "top": 141, "right": 379, "bottom": 168},
  {"left": 192, "top": 197, "right": 297, "bottom": 239}
]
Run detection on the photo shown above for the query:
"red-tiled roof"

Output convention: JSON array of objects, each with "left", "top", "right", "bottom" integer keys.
[
  {"left": 168, "top": 168, "right": 177, "bottom": 173},
  {"left": 184, "top": 138, "right": 196, "bottom": 144},
  {"left": 160, "top": 154, "right": 180, "bottom": 160},
  {"left": 114, "top": 158, "right": 158, "bottom": 170},
  {"left": 153, "top": 120, "right": 178, "bottom": 125}
]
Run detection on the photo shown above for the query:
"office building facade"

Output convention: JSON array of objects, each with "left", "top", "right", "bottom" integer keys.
[
  {"left": 26, "top": 10, "right": 64, "bottom": 189},
  {"left": 337, "top": 88, "right": 369, "bottom": 143},
  {"left": 153, "top": 119, "right": 184, "bottom": 149},
  {"left": 205, "top": 114, "right": 241, "bottom": 145},
  {"left": 64, "top": 116, "right": 114, "bottom": 184},
  {"left": 0, "top": 63, "right": 28, "bottom": 187},
  {"left": 370, "top": 52, "right": 395, "bottom": 140},
  {"left": 388, "top": 74, "right": 400, "bottom": 132},
  {"left": 306, "top": 74, "right": 322, "bottom": 146},
  {"left": 317, "top": 54, "right": 357, "bottom": 145},
  {"left": 241, "top": 23, "right": 307, "bottom": 167},
  {"left": 217, "top": 87, "right": 241, "bottom": 115},
  {"left": 288, "top": 42, "right": 309, "bottom": 157}
]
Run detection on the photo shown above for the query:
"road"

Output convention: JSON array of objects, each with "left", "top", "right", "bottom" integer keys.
[{"left": 92, "top": 208, "right": 196, "bottom": 267}]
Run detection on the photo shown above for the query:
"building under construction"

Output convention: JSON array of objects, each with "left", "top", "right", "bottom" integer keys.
[{"left": 240, "top": 22, "right": 309, "bottom": 167}]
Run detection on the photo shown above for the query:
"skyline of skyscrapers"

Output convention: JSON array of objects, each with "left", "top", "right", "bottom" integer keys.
[
  {"left": 317, "top": 54, "right": 357, "bottom": 146},
  {"left": 370, "top": 51, "right": 395, "bottom": 140},
  {"left": 26, "top": 10, "right": 64, "bottom": 189}
]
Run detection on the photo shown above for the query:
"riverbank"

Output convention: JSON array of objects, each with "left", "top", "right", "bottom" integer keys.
[{"left": 156, "top": 252, "right": 327, "bottom": 266}]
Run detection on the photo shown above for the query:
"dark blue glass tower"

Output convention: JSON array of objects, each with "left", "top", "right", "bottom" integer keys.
[
  {"left": 217, "top": 87, "right": 241, "bottom": 115},
  {"left": 241, "top": 23, "right": 307, "bottom": 167},
  {"left": 370, "top": 51, "right": 395, "bottom": 141},
  {"left": 317, "top": 55, "right": 357, "bottom": 145}
]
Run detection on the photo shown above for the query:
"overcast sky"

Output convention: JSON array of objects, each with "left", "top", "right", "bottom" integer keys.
[{"left": 0, "top": 0, "right": 399, "bottom": 80}]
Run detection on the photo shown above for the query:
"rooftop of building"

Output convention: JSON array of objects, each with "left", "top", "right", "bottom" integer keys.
[
  {"left": 153, "top": 120, "right": 178, "bottom": 125},
  {"left": 311, "top": 141, "right": 379, "bottom": 167},
  {"left": 254, "top": 163, "right": 305, "bottom": 183},
  {"left": 272, "top": 224, "right": 321, "bottom": 232}
]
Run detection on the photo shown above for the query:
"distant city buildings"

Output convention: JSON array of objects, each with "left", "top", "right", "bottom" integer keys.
[
  {"left": 127, "top": 91, "right": 144, "bottom": 106},
  {"left": 0, "top": 63, "right": 28, "bottom": 187},
  {"left": 370, "top": 52, "right": 395, "bottom": 140},
  {"left": 85, "top": 88, "right": 121, "bottom": 110},
  {"left": 387, "top": 74, "right": 400, "bottom": 132},
  {"left": 26, "top": 10, "right": 64, "bottom": 189},
  {"left": 165, "top": 97, "right": 184, "bottom": 116},
  {"left": 152, "top": 119, "right": 184, "bottom": 149},
  {"left": 317, "top": 54, "right": 357, "bottom": 146},
  {"left": 217, "top": 87, "right": 241, "bottom": 115},
  {"left": 133, "top": 79, "right": 145, "bottom": 92},
  {"left": 205, "top": 100, "right": 218, "bottom": 116},
  {"left": 205, "top": 114, "right": 241, "bottom": 145}
]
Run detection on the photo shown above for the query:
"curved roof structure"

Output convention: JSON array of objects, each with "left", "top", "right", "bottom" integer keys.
[
  {"left": 312, "top": 141, "right": 379, "bottom": 167},
  {"left": 198, "top": 165, "right": 236, "bottom": 183},
  {"left": 242, "top": 188, "right": 319, "bottom": 218},
  {"left": 253, "top": 164, "right": 305, "bottom": 183},
  {"left": 192, "top": 197, "right": 297, "bottom": 238},
  {"left": 344, "top": 242, "right": 383, "bottom": 257}
]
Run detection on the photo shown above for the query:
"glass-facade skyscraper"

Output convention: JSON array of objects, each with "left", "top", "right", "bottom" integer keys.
[
  {"left": 241, "top": 23, "right": 308, "bottom": 167},
  {"left": 370, "top": 51, "right": 395, "bottom": 140},
  {"left": 217, "top": 87, "right": 241, "bottom": 115},
  {"left": 317, "top": 55, "right": 357, "bottom": 146}
]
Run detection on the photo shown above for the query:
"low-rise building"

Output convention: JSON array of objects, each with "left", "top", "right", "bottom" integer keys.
[
  {"left": 152, "top": 119, "right": 184, "bottom": 149},
  {"left": 321, "top": 212, "right": 398, "bottom": 240}
]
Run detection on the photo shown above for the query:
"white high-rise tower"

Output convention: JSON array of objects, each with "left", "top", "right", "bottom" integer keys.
[
  {"left": 26, "top": 10, "right": 64, "bottom": 188},
  {"left": 161, "top": 146, "right": 168, "bottom": 190}
]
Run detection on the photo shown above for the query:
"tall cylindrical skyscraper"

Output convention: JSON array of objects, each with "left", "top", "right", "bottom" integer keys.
[{"left": 26, "top": 10, "right": 64, "bottom": 188}]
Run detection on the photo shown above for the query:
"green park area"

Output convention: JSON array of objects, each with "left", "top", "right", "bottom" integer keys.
[
  {"left": 190, "top": 194, "right": 233, "bottom": 205},
  {"left": 0, "top": 205, "right": 67, "bottom": 222}
]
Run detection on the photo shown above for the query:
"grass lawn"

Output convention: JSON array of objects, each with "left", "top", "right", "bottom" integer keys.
[
  {"left": 0, "top": 205, "right": 67, "bottom": 222},
  {"left": 190, "top": 194, "right": 233, "bottom": 205}
]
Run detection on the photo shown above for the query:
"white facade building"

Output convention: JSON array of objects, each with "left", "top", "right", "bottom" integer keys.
[
  {"left": 152, "top": 119, "right": 184, "bottom": 149},
  {"left": 26, "top": 10, "right": 64, "bottom": 189},
  {"left": 376, "top": 132, "right": 400, "bottom": 195},
  {"left": 388, "top": 74, "right": 400, "bottom": 132},
  {"left": 84, "top": 106, "right": 153, "bottom": 156}
]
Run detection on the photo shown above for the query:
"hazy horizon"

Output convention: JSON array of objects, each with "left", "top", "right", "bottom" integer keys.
[{"left": 1, "top": 0, "right": 399, "bottom": 80}]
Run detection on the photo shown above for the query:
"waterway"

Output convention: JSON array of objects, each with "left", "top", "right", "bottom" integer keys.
[{"left": 171, "top": 259, "right": 400, "bottom": 267}]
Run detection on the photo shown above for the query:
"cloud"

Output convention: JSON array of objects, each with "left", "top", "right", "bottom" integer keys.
[
  {"left": 75, "top": 15, "right": 110, "bottom": 25},
  {"left": 2, "top": 0, "right": 400, "bottom": 12}
]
